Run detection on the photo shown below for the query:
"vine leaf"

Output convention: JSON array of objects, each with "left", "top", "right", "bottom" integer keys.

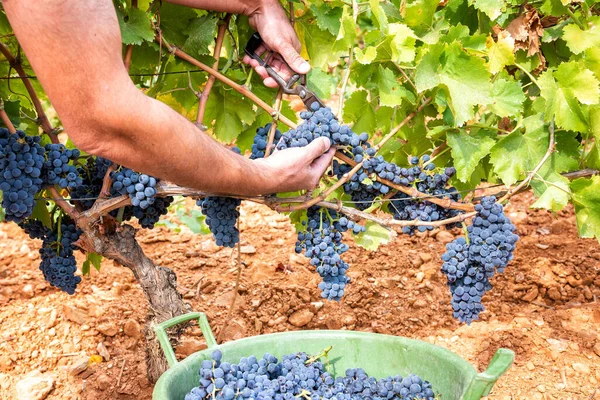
[
  {"left": 355, "top": 47, "right": 378, "bottom": 64},
  {"left": 583, "top": 48, "right": 600, "bottom": 80},
  {"left": 570, "top": 176, "right": 600, "bottom": 243},
  {"left": 158, "top": 3, "right": 198, "bottom": 45},
  {"left": 333, "top": 6, "right": 357, "bottom": 52},
  {"left": 370, "top": 0, "right": 389, "bottom": 33},
  {"left": 183, "top": 15, "right": 219, "bottom": 57},
  {"left": 310, "top": 5, "right": 342, "bottom": 35},
  {"left": 468, "top": 0, "right": 507, "bottom": 21},
  {"left": 205, "top": 88, "right": 257, "bottom": 143},
  {"left": 489, "top": 78, "right": 526, "bottom": 118},
  {"left": 343, "top": 90, "right": 377, "bottom": 134},
  {"left": 562, "top": 16, "right": 600, "bottom": 55},
  {"left": 116, "top": 7, "right": 155, "bottom": 45},
  {"left": 540, "top": 0, "right": 568, "bottom": 16},
  {"left": 377, "top": 66, "right": 415, "bottom": 107},
  {"left": 387, "top": 24, "right": 417, "bottom": 63},
  {"left": 354, "top": 221, "right": 392, "bottom": 251},
  {"left": 401, "top": 0, "right": 439, "bottom": 31},
  {"left": 447, "top": 129, "right": 496, "bottom": 182},
  {"left": 486, "top": 32, "right": 515, "bottom": 74},
  {"left": 531, "top": 173, "right": 571, "bottom": 212},
  {"left": 307, "top": 69, "right": 336, "bottom": 100},
  {"left": 82, "top": 253, "right": 103, "bottom": 276},
  {"left": 415, "top": 42, "right": 492, "bottom": 126},
  {"left": 176, "top": 208, "right": 210, "bottom": 234}
]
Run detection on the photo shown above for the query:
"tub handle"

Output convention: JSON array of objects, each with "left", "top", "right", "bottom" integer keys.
[
  {"left": 462, "top": 348, "right": 514, "bottom": 399},
  {"left": 154, "top": 312, "right": 218, "bottom": 368}
]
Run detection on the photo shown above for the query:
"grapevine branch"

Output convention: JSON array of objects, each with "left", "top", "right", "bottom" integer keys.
[
  {"left": 0, "top": 43, "right": 59, "bottom": 144},
  {"left": 47, "top": 187, "right": 79, "bottom": 220},
  {"left": 156, "top": 35, "right": 297, "bottom": 129},
  {"left": 0, "top": 105, "right": 16, "bottom": 134},
  {"left": 337, "top": 48, "right": 353, "bottom": 118},
  {"left": 196, "top": 14, "right": 231, "bottom": 129},
  {"left": 122, "top": 1, "right": 138, "bottom": 71},
  {"left": 498, "top": 120, "right": 555, "bottom": 203},
  {"left": 265, "top": 89, "right": 284, "bottom": 157}
]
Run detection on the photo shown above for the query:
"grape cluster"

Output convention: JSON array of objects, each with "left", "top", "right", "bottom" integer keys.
[
  {"left": 21, "top": 218, "right": 83, "bottom": 295},
  {"left": 72, "top": 156, "right": 112, "bottom": 210},
  {"left": 295, "top": 207, "right": 364, "bottom": 301},
  {"left": 43, "top": 143, "right": 82, "bottom": 190},
  {"left": 440, "top": 196, "right": 519, "bottom": 323},
  {"left": 132, "top": 196, "right": 174, "bottom": 229},
  {"left": 250, "top": 123, "right": 282, "bottom": 159},
  {"left": 0, "top": 128, "right": 45, "bottom": 223},
  {"left": 185, "top": 349, "right": 436, "bottom": 400},
  {"left": 111, "top": 168, "right": 158, "bottom": 210},
  {"left": 198, "top": 196, "right": 240, "bottom": 248}
]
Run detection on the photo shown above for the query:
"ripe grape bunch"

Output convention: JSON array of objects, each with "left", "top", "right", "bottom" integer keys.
[
  {"left": 250, "top": 123, "right": 282, "bottom": 160},
  {"left": 295, "top": 207, "right": 365, "bottom": 301},
  {"left": 21, "top": 218, "right": 83, "bottom": 295},
  {"left": 111, "top": 168, "right": 159, "bottom": 209},
  {"left": 441, "top": 196, "right": 519, "bottom": 323},
  {"left": 72, "top": 156, "right": 112, "bottom": 210},
  {"left": 0, "top": 128, "right": 45, "bottom": 223},
  {"left": 43, "top": 143, "right": 82, "bottom": 190},
  {"left": 185, "top": 349, "right": 436, "bottom": 400}
]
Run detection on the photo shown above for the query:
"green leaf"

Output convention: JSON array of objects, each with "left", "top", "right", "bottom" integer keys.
[
  {"left": 0, "top": 193, "right": 4, "bottom": 222},
  {"left": 333, "top": 6, "right": 357, "bottom": 52},
  {"left": 355, "top": 46, "right": 378, "bottom": 64},
  {"left": 415, "top": 42, "right": 492, "bottom": 126},
  {"left": 583, "top": 47, "right": 600, "bottom": 80},
  {"left": 377, "top": 66, "right": 415, "bottom": 107},
  {"left": 353, "top": 221, "right": 392, "bottom": 251},
  {"left": 82, "top": 253, "right": 103, "bottom": 276},
  {"left": 370, "top": 0, "right": 389, "bottom": 33},
  {"left": 486, "top": 32, "right": 515, "bottom": 74},
  {"left": 289, "top": 210, "right": 308, "bottom": 233},
  {"left": 343, "top": 90, "right": 377, "bottom": 133},
  {"left": 489, "top": 116, "right": 548, "bottom": 185},
  {"left": 1, "top": 99, "right": 21, "bottom": 128},
  {"left": 205, "top": 87, "right": 257, "bottom": 143},
  {"left": 447, "top": 129, "right": 496, "bottom": 182},
  {"left": 402, "top": 0, "right": 439, "bottom": 31},
  {"left": 31, "top": 200, "right": 52, "bottom": 229},
  {"left": 531, "top": 172, "right": 571, "bottom": 212},
  {"left": 158, "top": 3, "right": 198, "bottom": 45},
  {"left": 176, "top": 208, "right": 210, "bottom": 234},
  {"left": 562, "top": 16, "right": 600, "bottom": 55},
  {"left": 489, "top": 78, "right": 526, "bottom": 118},
  {"left": 538, "top": 66, "right": 591, "bottom": 132},
  {"left": 183, "top": 15, "right": 218, "bottom": 57},
  {"left": 116, "top": 7, "right": 155, "bottom": 45},
  {"left": 555, "top": 61, "right": 600, "bottom": 105},
  {"left": 571, "top": 176, "right": 600, "bottom": 242},
  {"left": 468, "top": 0, "right": 506, "bottom": 20},
  {"left": 310, "top": 4, "right": 342, "bottom": 35},
  {"left": 540, "top": 0, "right": 568, "bottom": 16},
  {"left": 387, "top": 23, "right": 418, "bottom": 63},
  {"left": 307, "top": 68, "right": 336, "bottom": 100},
  {"left": 296, "top": 19, "right": 342, "bottom": 68}
]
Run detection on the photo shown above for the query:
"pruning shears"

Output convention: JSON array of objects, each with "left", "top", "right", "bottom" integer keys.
[{"left": 244, "top": 32, "right": 325, "bottom": 111}]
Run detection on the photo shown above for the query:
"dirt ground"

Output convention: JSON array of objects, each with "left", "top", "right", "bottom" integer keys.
[{"left": 0, "top": 191, "right": 599, "bottom": 400}]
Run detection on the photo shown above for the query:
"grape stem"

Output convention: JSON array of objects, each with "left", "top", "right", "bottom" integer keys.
[
  {"left": 216, "top": 223, "right": 243, "bottom": 344},
  {"left": 0, "top": 43, "right": 60, "bottom": 144},
  {"left": 337, "top": 47, "right": 353, "bottom": 118},
  {"left": 498, "top": 119, "right": 555, "bottom": 203},
  {"left": 264, "top": 88, "right": 284, "bottom": 158},
  {"left": 156, "top": 34, "right": 298, "bottom": 129},
  {"left": 196, "top": 14, "right": 232, "bottom": 130},
  {"left": 48, "top": 187, "right": 79, "bottom": 220},
  {"left": 99, "top": 163, "right": 118, "bottom": 199}
]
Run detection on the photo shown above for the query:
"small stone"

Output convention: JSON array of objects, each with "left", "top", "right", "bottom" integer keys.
[
  {"left": 415, "top": 271, "right": 425, "bottom": 283},
  {"left": 535, "top": 243, "right": 549, "bottom": 250},
  {"left": 413, "top": 299, "right": 427, "bottom": 308},
  {"left": 526, "top": 361, "right": 535, "bottom": 371},
  {"left": 288, "top": 309, "right": 315, "bottom": 327},
  {"left": 69, "top": 356, "right": 90, "bottom": 376},
  {"left": 62, "top": 305, "right": 88, "bottom": 325},
  {"left": 572, "top": 363, "right": 590, "bottom": 374},
  {"left": 435, "top": 231, "right": 454, "bottom": 244},
  {"left": 97, "top": 323, "right": 118, "bottom": 337},
  {"left": 411, "top": 256, "right": 423, "bottom": 268},
  {"left": 22, "top": 284, "right": 34, "bottom": 298},
  {"left": 537, "top": 384, "right": 545, "bottom": 393},
  {"left": 0, "top": 356, "right": 12, "bottom": 371},
  {"left": 418, "top": 253, "right": 432, "bottom": 263},
  {"left": 311, "top": 301, "right": 324, "bottom": 311},
  {"left": 201, "top": 240, "right": 220, "bottom": 253},
  {"left": 176, "top": 339, "right": 206, "bottom": 357},
  {"left": 16, "top": 370, "right": 54, "bottom": 400},
  {"left": 96, "top": 374, "right": 112, "bottom": 391},
  {"left": 594, "top": 342, "right": 600, "bottom": 357},
  {"left": 567, "top": 276, "right": 582, "bottom": 287},
  {"left": 0, "top": 373, "right": 10, "bottom": 389},
  {"left": 240, "top": 245, "right": 256, "bottom": 254},
  {"left": 547, "top": 287, "right": 561, "bottom": 300},
  {"left": 123, "top": 320, "right": 141, "bottom": 339},
  {"left": 46, "top": 309, "right": 57, "bottom": 329},
  {"left": 97, "top": 342, "right": 110, "bottom": 362},
  {"left": 521, "top": 286, "right": 539, "bottom": 302}
]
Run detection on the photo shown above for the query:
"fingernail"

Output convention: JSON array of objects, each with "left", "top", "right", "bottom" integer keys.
[{"left": 300, "top": 62, "right": 310, "bottom": 72}]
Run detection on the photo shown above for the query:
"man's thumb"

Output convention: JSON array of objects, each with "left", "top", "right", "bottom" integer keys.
[
  {"left": 305, "top": 137, "right": 332, "bottom": 160},
  {"left": 279, "top": 44, "right": 310, "bottom": 74}
]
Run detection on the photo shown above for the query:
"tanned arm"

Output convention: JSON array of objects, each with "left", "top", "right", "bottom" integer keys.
[{"left": 2, "top": 0, "right": 334, "bottom": 196}]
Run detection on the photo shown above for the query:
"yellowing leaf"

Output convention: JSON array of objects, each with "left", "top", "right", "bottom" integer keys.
[
  {"left": 486, "top": 31, "right": 515, "bottom": 74},
  {"left": 89, "top": 355, "right": 103, "bottom": 365},
  {"left": 354, "top": 47, "right": 378, "bottom": 64},
  {"left": 562, "top": 16, "right": 600, "bottom": 55}
]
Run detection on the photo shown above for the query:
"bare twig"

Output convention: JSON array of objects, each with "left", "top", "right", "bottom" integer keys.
[
  {"left": 196, "top": 14, "right": 231, "bottom": 129},
  {"left": 216, "top": 222, "right": 243, "bottom": 344},
  {"left": 0, "top": 104, "right": 16, "bottom": 133},
  {"left": 48, "top": 187, "right": 79, "bottom": 219},
  {"left": 499, "top": 120, "right": 556, "bottom": 203},
  {"left": 338, "top": 48, "right": 353, "bottom": 118},
  {"left": 99, "top": 163, "right": 118, "bottom": 199},
  {"left": 156, "top": 35, "right": 297, "bottom": 129},
  {"left": 265, "top": 89, "right": 284, "bottom": 157},
  {"left": 0, "top": 43, "right": 58, "bottom": 143},
  {"left": 124, "top": 46, "right": 134, "bottom": 71},
  {"left": 116, "top": 359, "right": 126, "bottom": 388}
]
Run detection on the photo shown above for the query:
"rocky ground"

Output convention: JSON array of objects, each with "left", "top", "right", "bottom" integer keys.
[{"left": 0, "top": 192, "right": 599, "bottom": 400}]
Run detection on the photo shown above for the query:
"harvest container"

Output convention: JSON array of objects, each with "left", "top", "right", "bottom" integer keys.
[{"left": 153, "top": 312, "right": 513, "bottom": 400}]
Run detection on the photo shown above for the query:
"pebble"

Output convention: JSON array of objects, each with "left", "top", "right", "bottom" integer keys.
[
  {"left": 123, "top": 320, "right": 141, "bottom": 339},
  {"left": 96, "top": 373, "right": 112, "bottom": 391},
  {"left": 176, "top": 338, "right": 206, "bottom": 357},
  {"left": 69, "top": 356, "right": 90, "bottom": 376},
  {"left": 594, "top": 342, "right": 600, "bottom": 358},
  {"left": 288, "top": 309, "right": 315, "bottom": 327},
  {"left": 240, "top": 245, "right": 256, "bottom": 254},
  {"left": 418, "top": 253, "right": 432, "bottom": 263},
  {"left": 415, "top": 271, "right": 425, "bottom": 283},
  {"left": 572, "top": 362, "right": 590, "bottom": 374},
  {"left": 22, "top": 284, "right": 34, "bottom": 298},
  {"left": 311, "top": 301, "right": 324, "bottom": 311},
  {"left": 537, "top": 384, "right": 545, "bottom": 393},
  {"left": 62, "top": 305, "right": 88, "bottom": 325},
  {"left": 16, "top": 370, "right": 54, "bottom": 400},
  {"left": 97, "top": 342, "right": 111, "bottom": 361},
  {"left": 46, "top": 309, "right": 57, "bottom": 329},
  {"left": 435, "top": 230, "right": 454, "bottom": 244}
]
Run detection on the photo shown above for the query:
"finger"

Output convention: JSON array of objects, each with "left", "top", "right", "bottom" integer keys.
[
  {"left": 304, "top": 137, "right": 332, "bottom": 161},
  {"left": 277, "top": 42, "right": 310, "bottom": 74},
  {"left": 254, "top": 65, "right": 269, "bottom": 80},
  {"left": 309, "top": 147, "right": 336, "bottom": 175},
  {"left": 263, "top": 77, "right": 278, "bottom": 88}
]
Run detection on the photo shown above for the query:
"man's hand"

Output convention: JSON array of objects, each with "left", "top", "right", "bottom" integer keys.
[
  {"left": 253, "top": 137, "right": 336, "bottom": 194},
  {"left": 243, "top": 0, "right": 310, "bottom": 88}
]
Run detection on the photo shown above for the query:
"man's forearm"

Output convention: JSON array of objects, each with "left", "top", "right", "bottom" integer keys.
[{"left": 164, "top": 0, "right": 268, "bottom": 17}]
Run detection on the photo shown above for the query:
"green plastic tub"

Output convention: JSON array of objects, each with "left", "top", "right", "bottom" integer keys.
[{"left": 153, "top": 312, "right": 514, "bottom": 400}]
